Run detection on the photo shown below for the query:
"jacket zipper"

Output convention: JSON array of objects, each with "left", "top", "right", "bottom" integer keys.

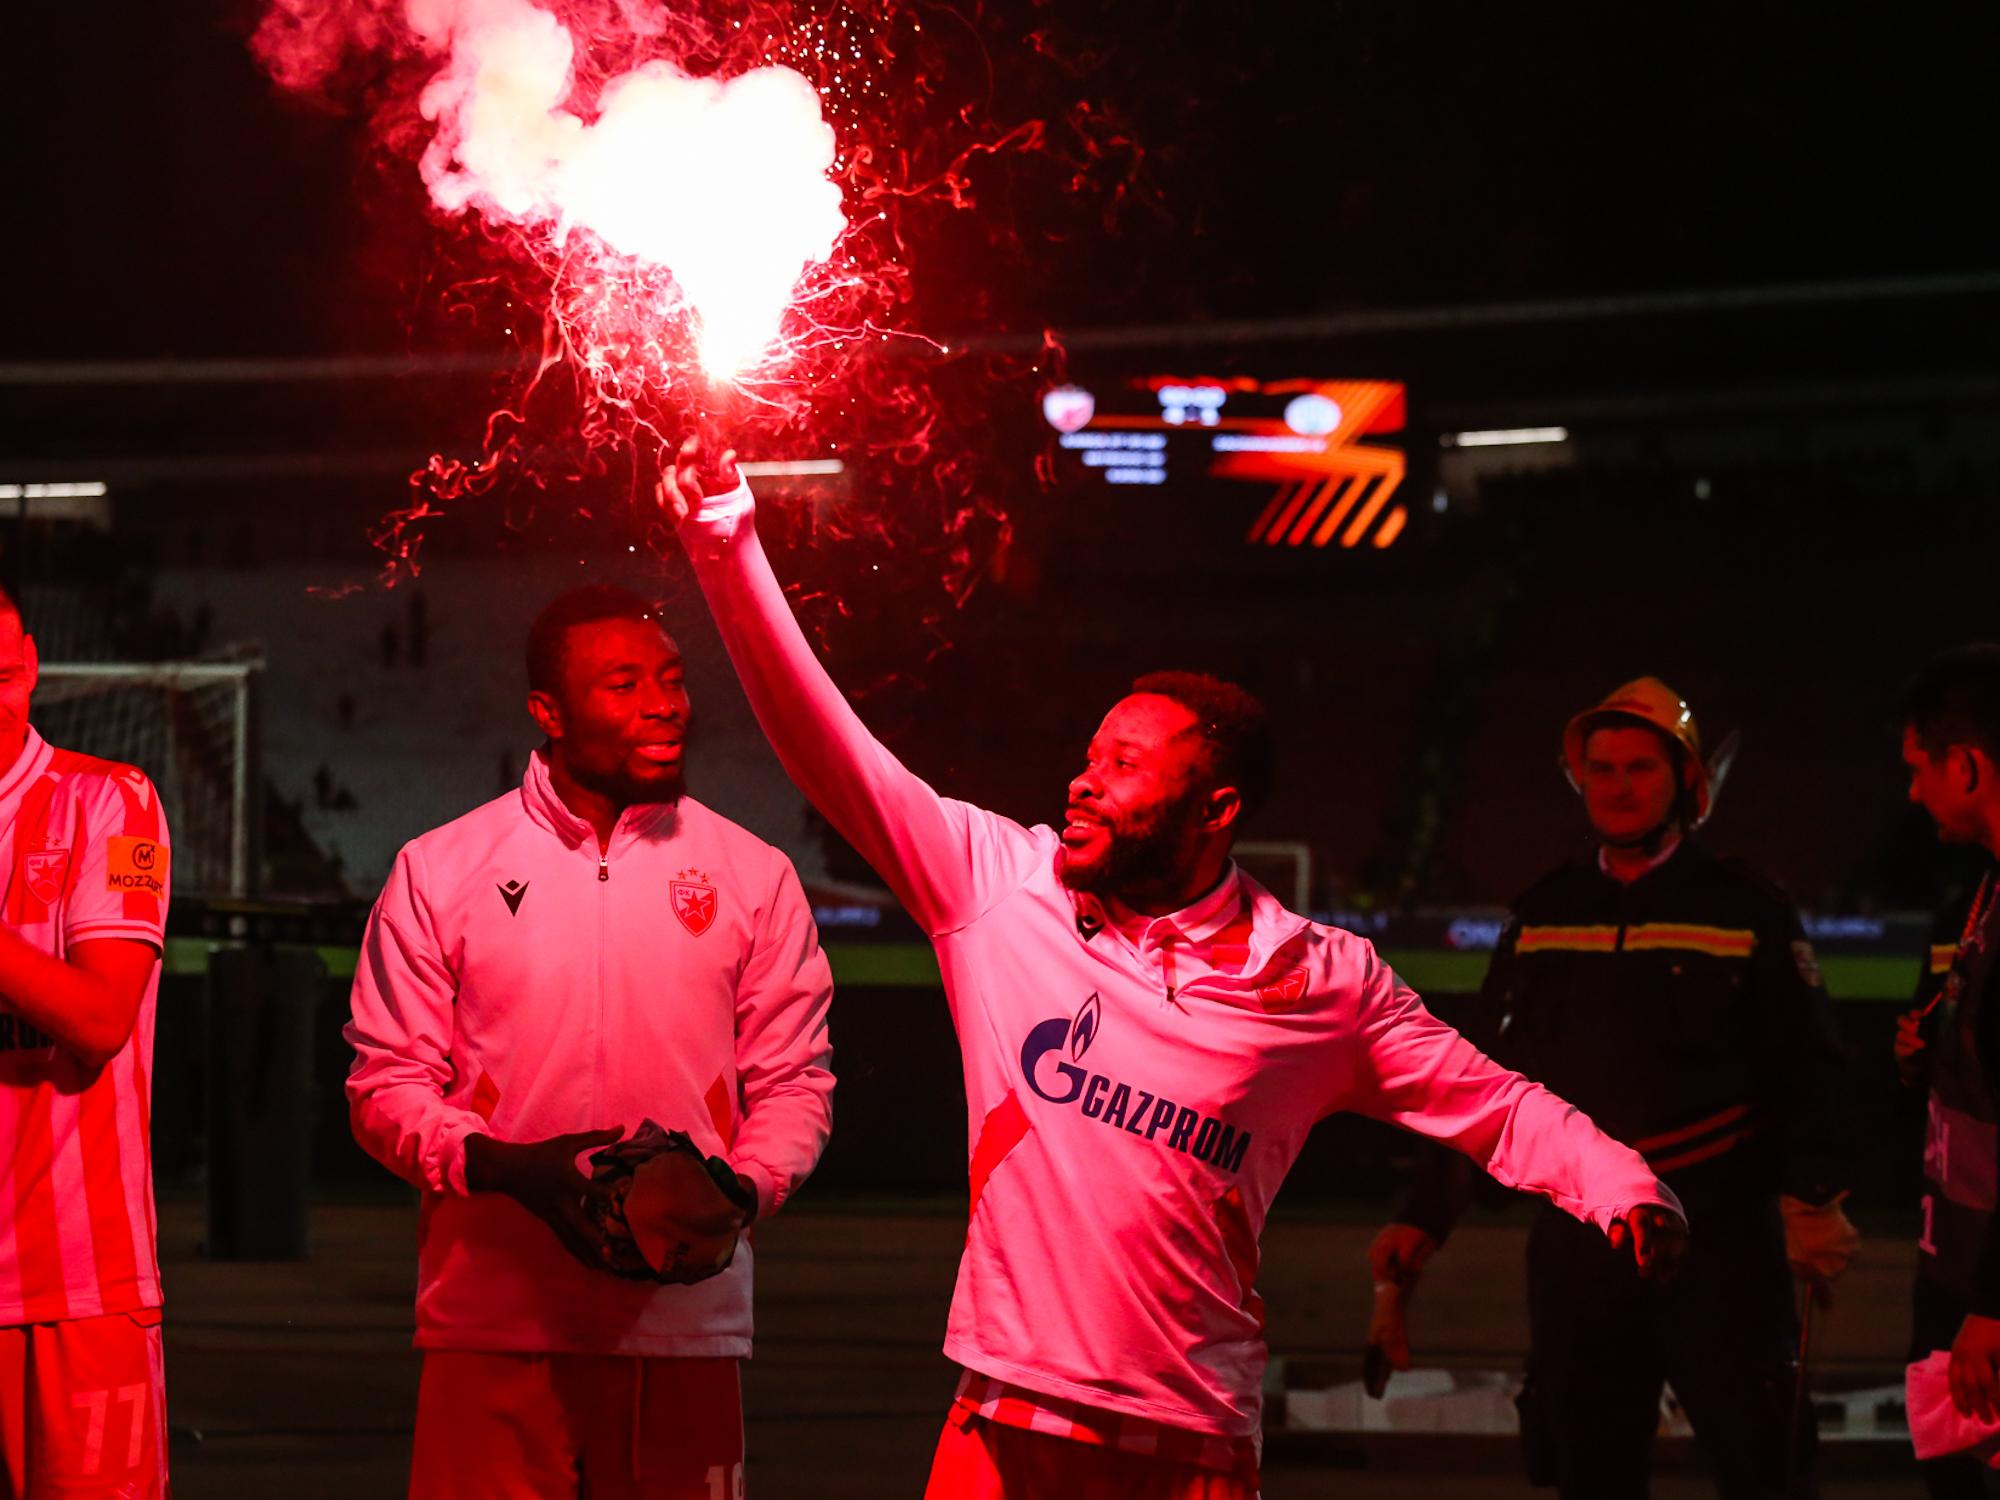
[{"left": 594, "top": 828, "right": 610, "bottom": 1137}]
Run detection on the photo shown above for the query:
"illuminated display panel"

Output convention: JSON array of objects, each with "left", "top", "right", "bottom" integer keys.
[{"left": 1042, "top": 376, "right": 1410, "bottom": 549}]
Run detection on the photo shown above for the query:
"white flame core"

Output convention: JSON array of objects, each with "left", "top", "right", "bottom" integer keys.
[{"left": 412, "top": 0, "right": 846, "bottom": 376}]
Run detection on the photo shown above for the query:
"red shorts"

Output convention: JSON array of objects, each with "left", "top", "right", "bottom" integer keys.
[
  {"left": 923, "top": 1406, "right": 1258, "bottom": 1500},
  {"left": 410, "top": 1351, "right": 742, "bottom": 1500},
  {"left": 0, "top": 1308, "right": 169, "bottom": 1498}
]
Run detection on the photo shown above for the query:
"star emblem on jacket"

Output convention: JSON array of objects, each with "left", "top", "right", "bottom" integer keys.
[{"left": 672, "top": 869, "right": 718, "bottom": 936}]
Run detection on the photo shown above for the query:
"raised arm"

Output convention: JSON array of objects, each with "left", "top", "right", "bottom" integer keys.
[
  {"left": 728, "top": 858, "right": 836, "bottom": 1218},
  {"left": 665, "top": 442, "right": 1036, "bottom": 936}
]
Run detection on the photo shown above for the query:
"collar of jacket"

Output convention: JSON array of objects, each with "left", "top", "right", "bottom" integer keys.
[
  {"left": 520, "top": 748, "right": 680, "bottom": 851},
  {"left": 1591, "top": 836, "right": 1701, "bottom": 893},
  {"left": 1065, "top": 859, "right": 1313, "bottom": 984}
]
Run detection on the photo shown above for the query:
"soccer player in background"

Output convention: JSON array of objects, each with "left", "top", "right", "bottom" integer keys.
[
  {"left": 346, "top": 585, "right": 835, "bottom": 1499},
  {"left": 663, "top": 442, "right": 1687, "bottom": 1500},
  {"left": 0, "top": 585, "right": 174, "bottom": 1497}
]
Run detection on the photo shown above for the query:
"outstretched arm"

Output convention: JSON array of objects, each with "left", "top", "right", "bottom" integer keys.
[
  {"left": 1349, "top": 942, "right": 1685, "bottom": 1278},
  {"left": 664, "top": 441, "right": 1037, "bottom": 936}
]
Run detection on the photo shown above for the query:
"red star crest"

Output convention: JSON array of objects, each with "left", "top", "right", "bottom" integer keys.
[
  {"left": 23, "top": 849, "right": 70, "bottom": 906},
  {"left": 1256, "top": 967, "right": 1309, "bottom": 1013},
  {"left": 671, "top": 870, "right": 718, "bottom": 936}
]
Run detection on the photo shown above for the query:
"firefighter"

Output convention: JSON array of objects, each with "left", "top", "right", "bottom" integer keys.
[{"left": 1368, "top": 677, "right": 1857, "bottom": 1499}]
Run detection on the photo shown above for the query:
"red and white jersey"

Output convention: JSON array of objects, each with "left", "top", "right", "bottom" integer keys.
[
  {"left": 686, "top": 482, "right": 1680, "bottom": 1440},
  {"left": 0, "top": 728, "right": 170, "bottom": 1327},
  {"left": 346, "top": 754, "right": 835, "bottom": 1357}
]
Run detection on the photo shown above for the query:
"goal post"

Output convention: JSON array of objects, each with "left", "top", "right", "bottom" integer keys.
[{"left": 32, "top": 659, "right": 263, "bottom": 898}]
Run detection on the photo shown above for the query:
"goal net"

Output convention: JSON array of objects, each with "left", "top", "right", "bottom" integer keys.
[{"left": 32, "top": 661, "right": 260, "bottom": 898}]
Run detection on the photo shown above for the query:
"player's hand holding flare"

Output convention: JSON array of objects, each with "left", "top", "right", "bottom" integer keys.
[{"left": 658, "top": 436, "right": 744, "bottom": 540}]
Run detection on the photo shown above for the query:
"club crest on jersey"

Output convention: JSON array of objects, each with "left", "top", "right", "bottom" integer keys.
[
  {"left": 1019, "top": 994, "right": 1253, "bottom": 1174},
  {"left": 671, "top": 870, "right": 717, "bottom": 936},
  {"left": 1256, "top": 967, "right": 1309, "bottom": 1012},
  {"left": 23, "top": 848, "right": 69, "bottom": 905}
]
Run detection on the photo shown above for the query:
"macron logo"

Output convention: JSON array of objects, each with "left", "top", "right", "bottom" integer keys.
[{"left": 497, "top": 879, "right": 529, "bottom": 916}]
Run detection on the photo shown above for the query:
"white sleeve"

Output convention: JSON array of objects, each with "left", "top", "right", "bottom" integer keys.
[
  {"left": 685, "top": 481, "right": 1040, "bottom": 936},
  {"left": 344, "top": 846, "right": 485, "bottom": 1195},
  {"left": 1346, "top": 944, "right": 1681, "bottom": 1233},
  {"left": 730, "top": 858, "right": 836, "bottom": 1217}
]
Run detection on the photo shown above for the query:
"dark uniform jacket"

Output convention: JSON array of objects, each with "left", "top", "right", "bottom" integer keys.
[{"left": 1403, "top": 840, "right": 1848, "bottom": 1237}]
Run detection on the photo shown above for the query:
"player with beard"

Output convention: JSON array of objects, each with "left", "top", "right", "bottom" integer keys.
[
  {"left": 346, "top": 584, "right": 835, "bottom": 1499},
  {"left": 663, "top": 442, "right": 1687, "bottom": 1500},
  {"left": 1372, "top": 678, "right": 1855, "bottom": 1499}
]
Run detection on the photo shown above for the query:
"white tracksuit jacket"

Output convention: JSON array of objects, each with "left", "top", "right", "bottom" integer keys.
[{"left": 346, "top": 753, "right": 834, "bottom": 1356}]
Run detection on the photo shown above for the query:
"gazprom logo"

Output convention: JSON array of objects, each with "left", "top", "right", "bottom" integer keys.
[{"left": 1018, "top": 993, "right": 1252, "bottom": 1174}]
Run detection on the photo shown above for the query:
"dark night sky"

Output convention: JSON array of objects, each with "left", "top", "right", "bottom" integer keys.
[
  {"left": 3, "top": 4, "right": 1994, "bottom": 362},
  {"left": 2, "top": 3, "right": 1994, "bottom": 908}
]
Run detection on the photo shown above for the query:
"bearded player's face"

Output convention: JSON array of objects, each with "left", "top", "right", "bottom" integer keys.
[
  {"left": 547, "top": 618, "right": 690, "bottom": 805},
  {"left": 1060, "top": 694, "right": 1211, "bottom": 896}
]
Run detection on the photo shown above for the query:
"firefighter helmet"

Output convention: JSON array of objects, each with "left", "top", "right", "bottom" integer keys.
[{"left": 1561, "top": 676, "right": 1714, "bottom": 827}]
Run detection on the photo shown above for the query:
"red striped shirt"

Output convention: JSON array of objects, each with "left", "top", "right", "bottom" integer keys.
[
  {"left": 1, "top": 728, "right": 169, "bottom": 1325},
  {"left": 951, "top": 1368, "right": 1261, "bottom": 1479}
]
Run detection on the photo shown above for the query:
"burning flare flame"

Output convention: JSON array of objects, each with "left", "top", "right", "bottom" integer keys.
[{"left": 399, "top": 0, "right": 846, "bottom": 378}]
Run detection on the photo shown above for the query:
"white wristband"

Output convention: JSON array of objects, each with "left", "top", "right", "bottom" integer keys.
[{"left": 691, "top": 478, "right": 755, "bottom": 545}]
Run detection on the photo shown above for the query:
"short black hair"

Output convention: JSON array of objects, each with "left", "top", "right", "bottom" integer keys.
[
  {"left": 1903, "top": 644, "right": 2000, "bottom": 764},
  {"left": 526, "top": 585, "right": 665, "bottom": 696},
  {"left": 1129, "top": 670, "right": 1276, "bottom": 820}
]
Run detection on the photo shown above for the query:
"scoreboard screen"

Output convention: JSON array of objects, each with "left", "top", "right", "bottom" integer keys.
[{"left": 1041, "top": 375, "right": 1410, "bottom": 550}]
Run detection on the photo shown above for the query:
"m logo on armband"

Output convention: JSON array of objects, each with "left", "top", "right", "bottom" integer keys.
[{"left": 106, "top": 838, "right": 168, "bottom": 898}]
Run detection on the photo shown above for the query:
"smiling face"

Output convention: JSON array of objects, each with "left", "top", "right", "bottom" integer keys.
[
  {"left": 533, "top": 616, "right": 690, "bottom": 807},
  {"left": 1059, "top": 693, "right": 1221, "bottom": 897},
  {"left": 1580, "top": 723, "right": 1685, "bottom": 848}
]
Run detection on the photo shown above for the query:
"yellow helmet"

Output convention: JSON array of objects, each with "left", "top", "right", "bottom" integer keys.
[{"left": 1561, "top": 676, "right": 1714, "bottom": 826}]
